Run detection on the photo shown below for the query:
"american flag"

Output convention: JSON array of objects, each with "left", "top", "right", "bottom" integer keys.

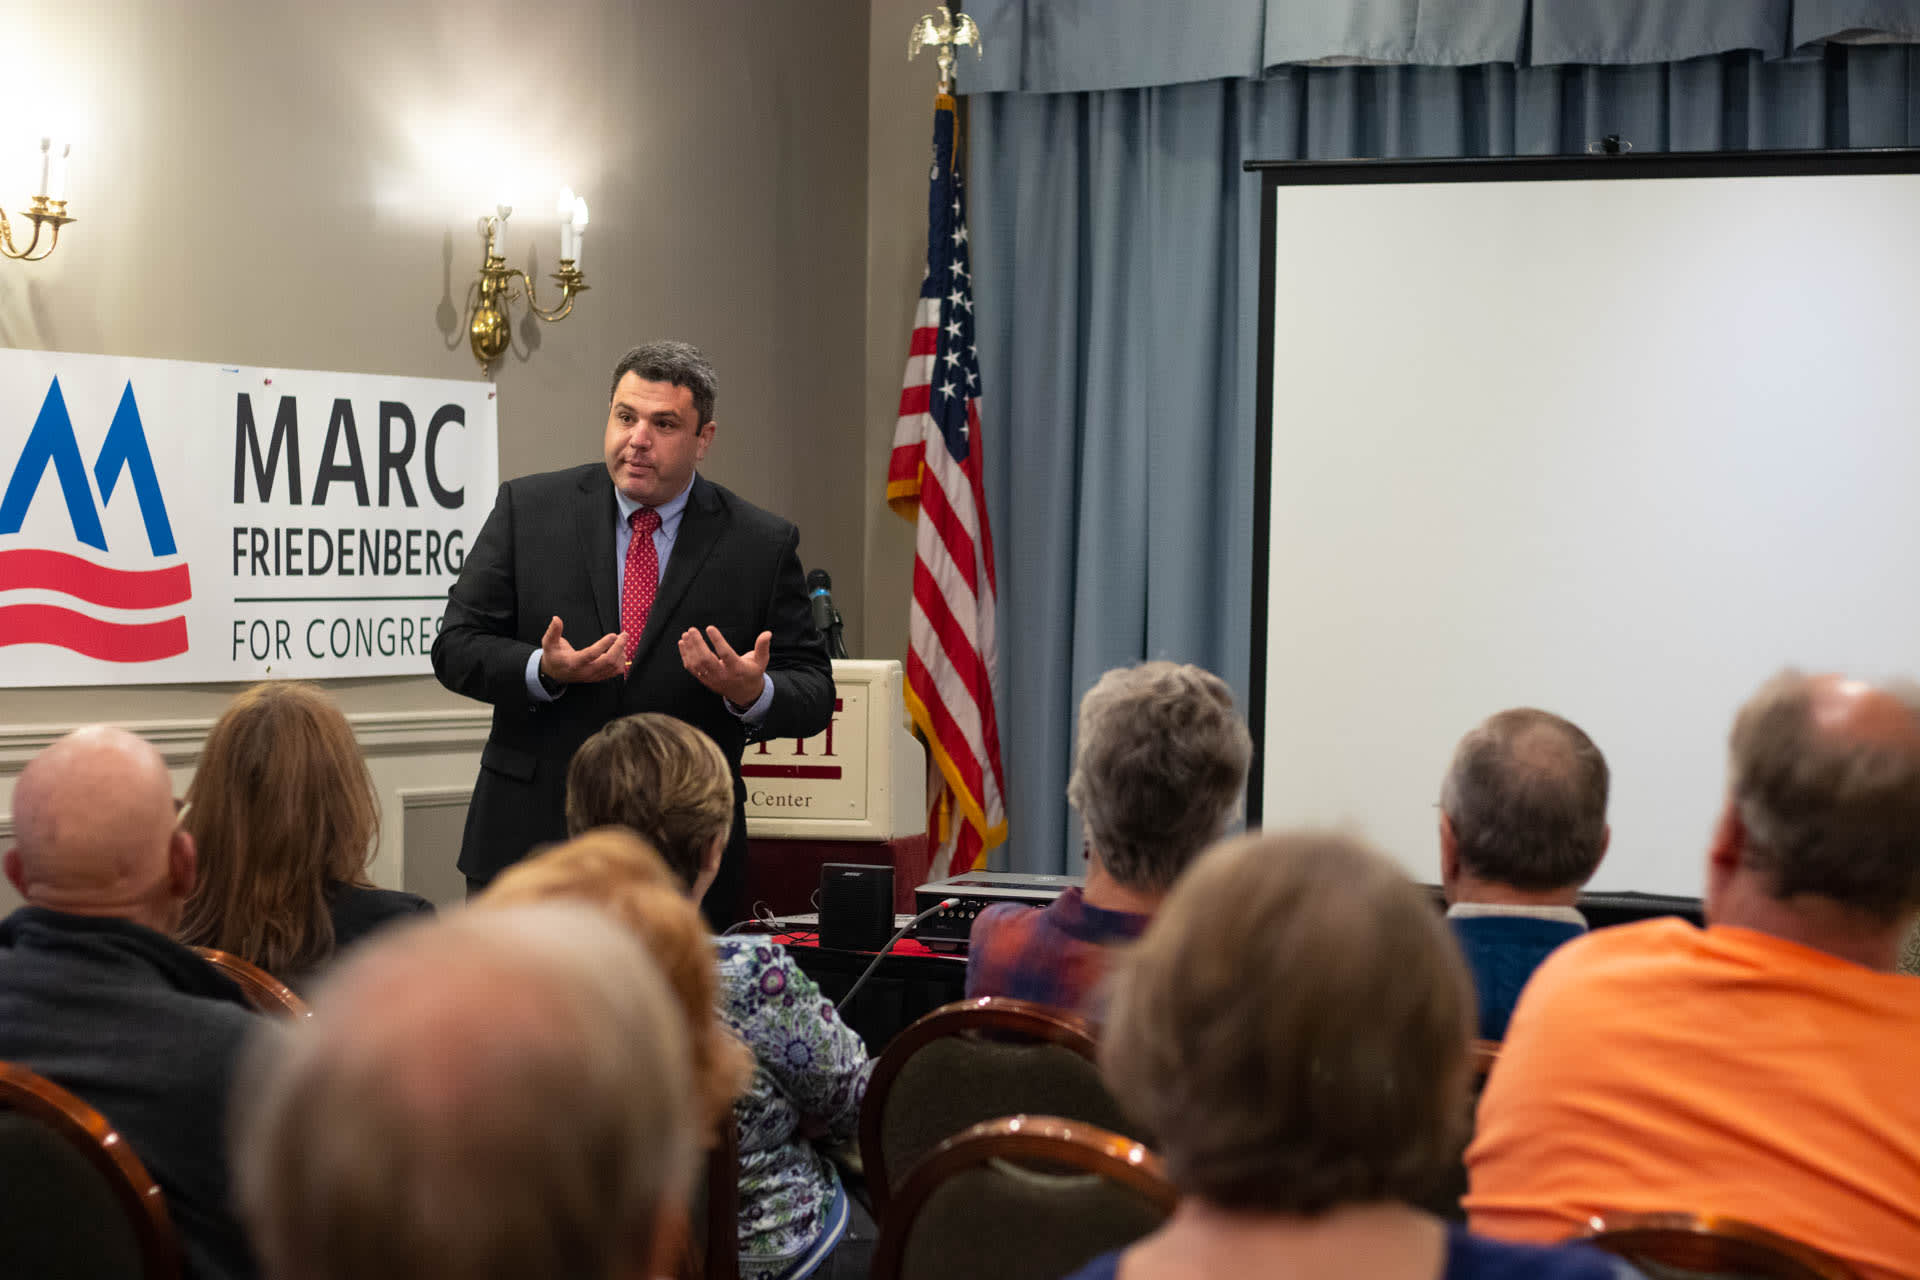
[{"left": 887, "top": 92, "right": 1007, "bottom": 879}]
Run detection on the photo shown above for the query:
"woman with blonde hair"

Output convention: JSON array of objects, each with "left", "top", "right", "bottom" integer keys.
[
  {"left": 179, "top": 681, "right": 431, "bottom": 986},
  {"left": 476, "top": 826, "right": 754, "bottom": 1146},
  {"left": 1068, "top": 831, "right": 1636, "bottom": 1280},
  {"left": 567, "top": 712, "right": 873, "bottom": 1280}
]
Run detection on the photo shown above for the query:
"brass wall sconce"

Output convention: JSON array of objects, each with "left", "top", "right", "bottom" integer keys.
[
  {"left": 2, "top": 138, "right": 76, "bottom": 262},
  {"left": 465, "top": 189, "right": 590, "bottom": 375}
]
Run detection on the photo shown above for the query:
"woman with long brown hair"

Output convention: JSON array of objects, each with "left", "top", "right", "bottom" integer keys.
[{"left": 179, "top": 681, "right": 430, "bottom": 986}]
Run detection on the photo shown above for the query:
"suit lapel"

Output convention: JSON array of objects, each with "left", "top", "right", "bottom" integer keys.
[
  {"left": 576, "top": 469, "right": 620, "bottom": 638},
  {"left": 631, "top": 474, "right": 725, "bottom": 670}
]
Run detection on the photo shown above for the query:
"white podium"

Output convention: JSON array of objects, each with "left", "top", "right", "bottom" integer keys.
[{"left": 743, "top": 659, "right": 927, "bottom": 840}]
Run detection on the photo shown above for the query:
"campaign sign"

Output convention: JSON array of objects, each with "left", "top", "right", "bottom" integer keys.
[{"left": 0, "top": 349, "right": 497, "bottom": 686}]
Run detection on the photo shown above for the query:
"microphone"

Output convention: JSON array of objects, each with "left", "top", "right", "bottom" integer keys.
[
  {"left": 807, "top": 568, "right": 850, "bottom": 660},
  {"left": 807, "top": 568, "right": 835, "bottom": 634}
]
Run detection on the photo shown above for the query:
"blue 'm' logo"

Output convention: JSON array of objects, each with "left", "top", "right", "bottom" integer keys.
[{"left": 0, "top": 378, "right": 177, "bottom": 556}]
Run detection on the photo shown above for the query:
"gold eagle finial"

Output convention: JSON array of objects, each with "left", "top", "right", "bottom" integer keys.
[{"left": 909, "top": 6, "right": 982, "bottom": 92}]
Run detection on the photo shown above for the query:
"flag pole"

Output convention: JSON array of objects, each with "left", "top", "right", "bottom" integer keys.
[{"left": 894, "top": 7, "right": 1006, "bottom": 878}]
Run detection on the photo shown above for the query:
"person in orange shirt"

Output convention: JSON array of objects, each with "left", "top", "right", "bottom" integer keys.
[{"left": 1466, "top": 669, "right": 1920, "bottom": 1280}]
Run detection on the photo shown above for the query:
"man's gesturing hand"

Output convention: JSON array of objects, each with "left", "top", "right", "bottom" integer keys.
[
  {"left": 679, "top": 626, "right": 771, "bottom": 707},
  {"left": 539, "top": 616, "right": 628, "bottom": 684}
]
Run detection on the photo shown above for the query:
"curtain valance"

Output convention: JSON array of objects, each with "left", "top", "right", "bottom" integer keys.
[{"left": 958, "top": 0, "right": 1920, "bottom": 93}]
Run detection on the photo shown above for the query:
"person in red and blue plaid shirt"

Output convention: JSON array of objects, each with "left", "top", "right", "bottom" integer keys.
[{"left": 965, "top": 662, "right": 1252, "bottom": 1021}]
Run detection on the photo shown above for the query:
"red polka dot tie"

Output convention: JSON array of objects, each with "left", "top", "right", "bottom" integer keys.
[{"left": 621, "top": 507, "right": 661, "bottom": 664}]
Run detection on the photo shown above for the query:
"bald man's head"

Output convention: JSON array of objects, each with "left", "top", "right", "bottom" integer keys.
[
  {"left": 1440, "top": 707, "right": 1610, "bottom": 894},
  {"left": 5, "top": 726, "right": 192, "bottom": 930},
  {"left": 1725, "top": 669, "right": 1920, "bottom": 921},
  {"left": 234, "top": 903, "right": 695, "bottom": 1280}
]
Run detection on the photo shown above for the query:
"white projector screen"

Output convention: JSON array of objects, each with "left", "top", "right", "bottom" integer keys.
[{"left": 1251, "top": 151, "right": 1920, "bottom": 899}]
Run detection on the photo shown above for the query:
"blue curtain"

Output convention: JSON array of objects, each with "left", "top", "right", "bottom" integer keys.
[
  {"left": 961, "top": 0, "right": 1920, "bottom": 92},
  {"left": 969, "top": 45, "right": 1920, "bottom": 875}
]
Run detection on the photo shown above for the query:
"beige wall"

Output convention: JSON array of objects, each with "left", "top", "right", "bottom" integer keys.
[
  {"left": 0, "top": 0, "right": 898, "bottom": 897},
  {"left": 862, "top": 0, "right": 938, "bottom": 664}
]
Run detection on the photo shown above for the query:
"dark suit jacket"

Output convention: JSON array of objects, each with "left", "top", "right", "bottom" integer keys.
[{"left": 431, "top": 466, "right": 834, "bottom": 920}]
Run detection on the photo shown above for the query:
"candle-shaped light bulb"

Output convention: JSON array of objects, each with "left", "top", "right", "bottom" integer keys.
[
  {"left": 571, "top": 197, "right": 589, "bottom": 270},
  {"left": 36, "top": 137, "right": 50, "bottom": 199},
  {"left": 557, "top": 185, "right": 576, "bottom": 262},
  {"left": 51, "top": 142, "right": 70, "bottom": 204},
  {"left": 494, "top": 200, "right": 512, "bottom": 257}
]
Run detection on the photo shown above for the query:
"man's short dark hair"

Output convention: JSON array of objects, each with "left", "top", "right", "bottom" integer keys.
[
  {"left": 1440, "top": 708, "right": 1609, "bottom": 893},
  {"left": 609, "top": 341, "right": 717, "bottom": 425}
]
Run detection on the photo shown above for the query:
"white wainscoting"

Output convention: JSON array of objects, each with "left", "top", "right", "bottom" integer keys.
[
  {"left": 0, "top": 709, "right": 487, "bottom": 915},
  {"left": 399, "top": 784, "right": 482, "bottom": 908}
]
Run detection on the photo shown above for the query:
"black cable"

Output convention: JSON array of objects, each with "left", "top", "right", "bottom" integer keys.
[
  {"left": 833, "top": 898, "right": 957, "bottom": 1014},
  {"left": 721, "top": 901, "right": 782, "bottom": 936}
]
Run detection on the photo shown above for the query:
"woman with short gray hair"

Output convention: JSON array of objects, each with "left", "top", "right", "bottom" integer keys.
[{"left": 965, "top": 661, "right": 1251, "bottom": 1017}]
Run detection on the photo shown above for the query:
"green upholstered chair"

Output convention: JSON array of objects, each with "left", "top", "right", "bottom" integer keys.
[
  {"left": 857, "top": 996, "right": 1140, "bottom": 1215},
  {"left": 0, "top": 1060, "right": 182, "bottom": 1280},
  {"left": 870, "top": 1115, "right": 1176, "bottom": 1280}
]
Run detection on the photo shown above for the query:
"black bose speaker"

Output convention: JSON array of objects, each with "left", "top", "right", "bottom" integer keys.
[{"left": 819, "top": 863, "right": 895, "bottom": 952}]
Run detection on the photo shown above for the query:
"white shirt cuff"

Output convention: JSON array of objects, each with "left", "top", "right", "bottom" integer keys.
[
  {"left": 524, "top": 648, "right": 560, "bottom": 703},
  {"left": 727, "top": 674, "right": 775, "bottom": 724}
]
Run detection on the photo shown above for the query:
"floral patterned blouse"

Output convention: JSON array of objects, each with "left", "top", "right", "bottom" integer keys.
[{"left": 715, "top": 938, "right": 874, "bottom": 1279}]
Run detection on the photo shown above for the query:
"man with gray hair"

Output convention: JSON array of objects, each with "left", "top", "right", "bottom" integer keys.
[
  {"left": 233, "top": 902, "right": 696, "bottom": 1280},
  {"left": 1468, "top": 671, "right": 1920, "bottom": 1278},
  {"left": 0, "top": 726, "right": 260, "bottom": 1280},
  {"left": 434, "top": 340, "right": 834, "bottom": 928},
  {"left": 965, "top": 661, "right": 1252, "bottom": 1018},
  {"left": 1438, "top": 708, "right": 1611, "bottom": 1039}
]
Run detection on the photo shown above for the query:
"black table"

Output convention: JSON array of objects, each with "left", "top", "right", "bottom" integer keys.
[{"left": 753, "top": 923, "right": 966, "bottom": 1055}]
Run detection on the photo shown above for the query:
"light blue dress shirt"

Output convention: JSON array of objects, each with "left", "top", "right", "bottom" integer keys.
[{"left": 522, "top": 474, "right": 773, "bottom": 720}]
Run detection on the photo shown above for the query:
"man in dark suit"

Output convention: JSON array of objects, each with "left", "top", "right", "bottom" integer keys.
[{"left": 431, "top": 341, "right": 834, "bottom": 926}]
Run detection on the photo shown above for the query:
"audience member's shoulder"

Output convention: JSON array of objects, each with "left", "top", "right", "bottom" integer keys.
[
  {"left": 969, "top": 900, "right": 1038, "bottom": 946},
  {"left": 327, "top": 882, "right": 435, "bottom": 953},
  {"left": 715, "top": 934, "right": 795, "bottom": 974},
  {"left": 713, "top": 936, "right": 820, "bottom": 1020},
  {"left": 1527, "top": 915, "right": 1698, "bottom": 987},
  {"left": 1449, "top": 1227, "right": 1638, "bottom": 1280},
  {"left": 7, "top": 907, "right": 256, "bottom": 1015},
  {"left": 1060, "top": 1249, "right": 1121, "bottom": 1280}
]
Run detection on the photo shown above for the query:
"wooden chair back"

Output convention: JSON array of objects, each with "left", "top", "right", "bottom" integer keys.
[
  {"left": 858, "top": 996, "right": 1135, "bottom": 1214},
  {"left": 1472, "top": 1038, "right": 1501, "bottom": 1085},
  {"left": 870, "top": 1115, "right": 1176, "bottom": 1280},
  {"left": 1581, "top": 1213, "right": 1863, "bottom": 1280},
  {"left": 673, "top": 1111, "right": 740, "bottom": 1280},
  {"left": 191, "top": 946, "right": 311, "bottom": 1018},
  {"left": 0, "top": 1060, "right": 182, "bottom": 1280},
  {"left": 1419, "top": 1037, "right": 1501, "bottom": 1223}
]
